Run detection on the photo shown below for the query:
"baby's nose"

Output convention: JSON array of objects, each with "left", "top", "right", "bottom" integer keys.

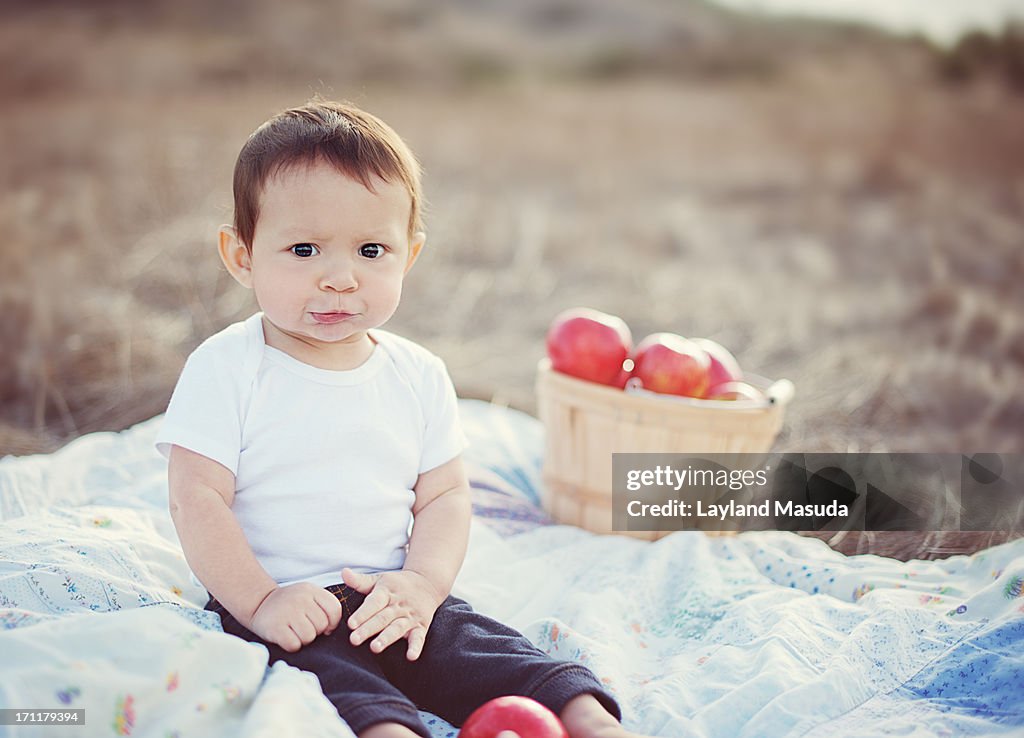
[{"left": 319, "top": 260, "right": 358, "bottom": 291}]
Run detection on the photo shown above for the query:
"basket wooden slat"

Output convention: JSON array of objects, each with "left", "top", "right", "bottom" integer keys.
[{"left": 536, "top": 359, "right": 793, "bottom": 541}]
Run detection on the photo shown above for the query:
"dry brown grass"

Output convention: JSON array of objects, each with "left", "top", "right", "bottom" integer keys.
[{"left": 2, "top": 1, "right": 1023, "bottom": 456}]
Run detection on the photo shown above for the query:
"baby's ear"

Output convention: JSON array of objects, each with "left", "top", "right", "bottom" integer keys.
[
  {"left": 404, "top": 231, "right": 426, "bottom": 276},
  {"left": 218, "top": 225, "right": 254, "bottom": 288}
]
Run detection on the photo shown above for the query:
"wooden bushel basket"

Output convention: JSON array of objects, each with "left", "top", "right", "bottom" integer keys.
[{"left": 535, "top": 359, "right": 795, "bottom": 541}]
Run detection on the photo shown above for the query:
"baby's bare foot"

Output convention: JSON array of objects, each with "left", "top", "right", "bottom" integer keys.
[{"left": 560, "top": 694, "right": 655, "bottom": 738}]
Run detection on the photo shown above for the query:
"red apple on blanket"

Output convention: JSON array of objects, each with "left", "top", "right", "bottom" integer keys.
[
  {"left": 706, "top": 381, "right": 764, "bottom": 402},
  {"left": 546, "top": 308, "right": 632, "bottom": 386},
  {"left": 631, "top": 333, "right": 711, "bottom": 398},
  {"left": 459, "top": 696, "right": 568, "bottom": 738},
  {"left": 692, "top": 338, "right": 743, "bottom": 393}
]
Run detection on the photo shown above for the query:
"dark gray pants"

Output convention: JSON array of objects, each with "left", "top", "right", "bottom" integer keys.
[{"left": 206, "top": 583, "right": 621, "bottom": 737}]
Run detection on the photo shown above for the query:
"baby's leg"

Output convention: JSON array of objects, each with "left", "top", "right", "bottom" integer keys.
[
  {"left": 378, "top": 595, "right": 622, "bottom": 730},
  {"left": 358, "top": 723, "right": 423, "bottom": 738},
  {"left": 561, "top": 694, "right": 652, "bottom": 738},
  {"left": 207, "top": 595, "right": 431, "bottom": 737}
]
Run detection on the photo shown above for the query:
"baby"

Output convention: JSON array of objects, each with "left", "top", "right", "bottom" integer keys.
[{"left": 157, "top": 100, "right": 647, "bottom": 738}]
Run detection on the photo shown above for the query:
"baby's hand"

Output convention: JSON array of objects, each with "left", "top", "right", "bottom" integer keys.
[
  {"left": 342, "top": 567, "right": 444, "bottom": 661},
  {"left": 247, "top": 583, "right": 344, "bottom": 653}
]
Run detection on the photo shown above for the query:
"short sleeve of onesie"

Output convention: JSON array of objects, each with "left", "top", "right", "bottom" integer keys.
[
  {"left": 154, "top": 343, "right": 246, "bottom": 476},
  {"left": 418, "top": 353, "right": 469, "bottom": 474}
]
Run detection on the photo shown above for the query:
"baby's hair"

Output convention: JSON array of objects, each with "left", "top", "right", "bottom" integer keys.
[{"left": 232, "top": 97, "right": 423, "bottom": 248}]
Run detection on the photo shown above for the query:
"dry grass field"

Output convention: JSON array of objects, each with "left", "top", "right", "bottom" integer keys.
[{"left": 2, "top": 0, "right": 1023, "bottom": 456}]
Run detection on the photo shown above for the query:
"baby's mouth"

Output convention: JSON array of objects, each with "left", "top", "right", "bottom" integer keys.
[{"left": 311, "top": 311, "right": 356, "bottom": 325}]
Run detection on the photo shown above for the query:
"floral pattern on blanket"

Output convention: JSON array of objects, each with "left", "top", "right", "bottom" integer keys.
[
  {"left": 0, "top": 607, "right": 356, "bottom": 738},
  {"left": 0, "top": 506, "right": 216, "bottom": 631}
]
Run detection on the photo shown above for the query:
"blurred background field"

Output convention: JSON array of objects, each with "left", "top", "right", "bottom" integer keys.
[{"left": 2, "top": 0, "right": 1023, "bottom": 456}]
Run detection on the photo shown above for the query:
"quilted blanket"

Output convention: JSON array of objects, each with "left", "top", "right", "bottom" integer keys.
[{"left": 1, "top": 400, "right": 1021, "bottom": 737}]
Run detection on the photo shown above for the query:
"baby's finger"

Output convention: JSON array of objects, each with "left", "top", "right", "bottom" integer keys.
[
  {"left": 277, "top": 627, "right": 303, "bottom": 653},
  {"left": 405, "top": 627, "right": 427, "bottom": 661},
  {"left": 350, "top": 606, "right": 396, "bottom": 647},
  {"left": 291, "top": 616, "right": 317, "bottom": 646},
  {"left": 341, "top": 567, "right": 377, "bottom": 594},
  {"left": 315, "top": 589, "right": 344, "bottom": 635},
  {"left": 368, "top": 617, "right": 413, "bottom": 654},
  {"left": 349, "top": 587, "right": 390, "bottom": 631},
  {"left": 305, "top": 609, "right": 327, "bottom": 637}
]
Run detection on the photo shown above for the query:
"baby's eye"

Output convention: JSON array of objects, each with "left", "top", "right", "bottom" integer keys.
[
  {"left": 358, "top": 243, "right": 386, "bottom": 259},
  {"left": 290, "top": 243, "right": 320, "bottom": 258}
]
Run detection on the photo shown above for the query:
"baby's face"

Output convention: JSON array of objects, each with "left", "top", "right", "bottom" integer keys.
[{"left": 245, "top": 161, "right": 423, "bottom": 364}]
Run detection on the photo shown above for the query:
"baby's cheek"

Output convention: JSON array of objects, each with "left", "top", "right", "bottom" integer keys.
[{"left": 374, "top": 282, "right": 405, "bottom": 317}]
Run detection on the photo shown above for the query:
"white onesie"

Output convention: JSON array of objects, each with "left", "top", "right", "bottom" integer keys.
[{"left": 155, "top": 313, "right": 468, "bottom": 588}]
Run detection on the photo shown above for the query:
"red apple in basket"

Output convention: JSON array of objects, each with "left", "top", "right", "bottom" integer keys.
[
  {"left": 631, "top": 332, "right": 711, "bottom": 398},
  {"left": 459, "top": 696, "right": 568, "bottom": 738},
  {"left": 546, "top": 308, "right": 631, "bottom": 386},
  {"left": 706, "top": 381, "right": 764, "bottom": 402},
  {"left": 692, "top": 338, "right": 743, "bottom": 393}
]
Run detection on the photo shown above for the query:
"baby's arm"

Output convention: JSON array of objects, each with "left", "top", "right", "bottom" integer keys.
[
  {"left": 344, "top": 455, "right": 471, "bottom": 659},
  {"left": 404, "top": 454, "right": 473, "bottom": 596},
  {"left": 168, "top": 445, "right": 342, "bottom": 651}
]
